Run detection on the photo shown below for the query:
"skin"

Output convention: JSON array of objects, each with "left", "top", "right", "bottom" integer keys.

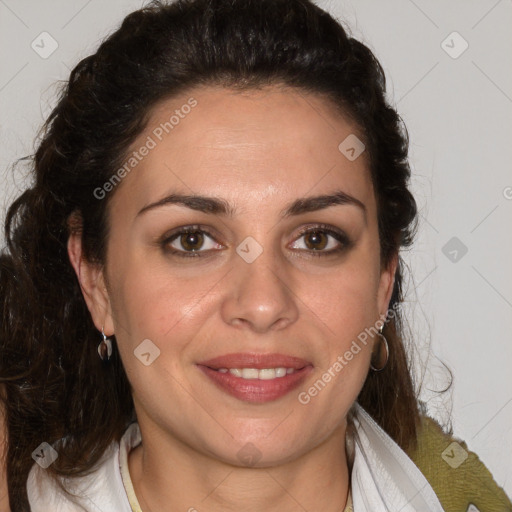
[{"left": 68, "top": 85, "right": 397, "bottom": 512}]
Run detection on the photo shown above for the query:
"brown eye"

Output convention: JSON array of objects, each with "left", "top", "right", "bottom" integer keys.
[
  {"left": 303, "top": 230, "right": 328, "bottom": 251},
  {"left": 161, "top": 226, "right": 224, "bottom": 257},
  {"left": 179, "top": 231, "right": 204, "bottom": 251},
  {"left": 290, "top": 224, "right": 352, "bottom": 256}
]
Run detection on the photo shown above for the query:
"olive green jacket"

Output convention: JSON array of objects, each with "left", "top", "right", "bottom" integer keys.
[{"left": 407, "top": 415, "right": 512, "bottom": 511}]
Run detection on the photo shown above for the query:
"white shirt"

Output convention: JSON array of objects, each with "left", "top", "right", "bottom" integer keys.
[
  {"left": 27, "top": 403, "right": 445, "bottom": 511},
  {"left": 27, "top": 422, "right": 142, "bottom": 512}
]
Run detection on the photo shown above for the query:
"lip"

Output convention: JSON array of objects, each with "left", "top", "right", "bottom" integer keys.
[{"left": 197, "top": 353, "right": 313, "bottom": 404}]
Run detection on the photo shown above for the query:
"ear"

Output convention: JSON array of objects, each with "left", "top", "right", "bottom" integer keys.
[
  {"left": 67, "top": 228, "right": 115, "bottom": 337},
  {"left": 376, "top": 251, "right": 399, "bottom": 321}
]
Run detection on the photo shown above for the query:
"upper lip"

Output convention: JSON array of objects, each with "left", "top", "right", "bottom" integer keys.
[{"left": 198, "top": 353, "right": 312, "bottom": 370}]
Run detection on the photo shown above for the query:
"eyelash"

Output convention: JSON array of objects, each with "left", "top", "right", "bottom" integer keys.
[{"left": 160, "top": 223, "right": 352, "bottom": 259}]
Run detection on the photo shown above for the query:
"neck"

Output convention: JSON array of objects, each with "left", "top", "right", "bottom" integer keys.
[{"left": 129, "top": 423, "right": 350, "bottom": 512}]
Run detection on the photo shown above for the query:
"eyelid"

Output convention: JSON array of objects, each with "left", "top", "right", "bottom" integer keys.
[
  {"left": 289, "top": 223, "right": 352, "bottom": 254},
  {"left": 159, "top": 223, "right": 352, "bottom": 257},
  {"left": 160, "top": 225, "right": 223, "bottom": 257}
]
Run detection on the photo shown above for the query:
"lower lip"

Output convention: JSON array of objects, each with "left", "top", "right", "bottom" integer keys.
[{"left": 198, "top": 366, "right": 313, "bottom": 404}]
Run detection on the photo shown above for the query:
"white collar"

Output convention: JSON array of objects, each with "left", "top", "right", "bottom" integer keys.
[
  {"left": 349, "top": 403, "right": 445, "bottom": 511},
  {"left": 120, "top": 404, "right": 444, "bottom": 512},
  {"left": 27, "top": 404, "right": 444, "bottom": 511}
]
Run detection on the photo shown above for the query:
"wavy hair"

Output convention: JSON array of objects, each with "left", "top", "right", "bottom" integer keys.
[{"left": 0, "top": 0, "right": 419, "bottom": 509}]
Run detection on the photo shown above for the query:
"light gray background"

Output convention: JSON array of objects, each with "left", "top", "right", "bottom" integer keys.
[{"left": 1, "top": 0, "right": 511, "bottom": 498}]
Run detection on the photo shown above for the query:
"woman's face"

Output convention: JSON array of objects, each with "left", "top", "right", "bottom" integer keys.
[{"left": 77, "top": 85, "right": 396, "bottom": 466}]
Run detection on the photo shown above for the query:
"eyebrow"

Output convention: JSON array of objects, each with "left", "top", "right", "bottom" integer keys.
[{"left": 136, "top": 189, "right": 367, "bottom": 223}]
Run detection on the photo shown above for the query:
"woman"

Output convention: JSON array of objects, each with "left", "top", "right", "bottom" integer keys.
[{"left": 0, "top": 0, "right": 510, "bottom": 510}]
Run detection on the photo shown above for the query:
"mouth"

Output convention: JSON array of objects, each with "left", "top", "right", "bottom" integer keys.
[{"left": 197, "top": 353, "right": 313, "bottom": 404}]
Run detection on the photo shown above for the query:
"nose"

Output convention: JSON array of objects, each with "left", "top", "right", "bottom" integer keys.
[{"left": 220, "top": 242, "right": 299, "bottom": 334}]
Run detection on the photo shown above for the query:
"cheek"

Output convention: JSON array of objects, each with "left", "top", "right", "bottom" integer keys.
[
  {"left": 297, "top": 268, "right": 377, "bottom": 421},
  {"left": 300, "top": 251, "right": 380, "bottom": 399},
  {"left": 307, "top": 257, "right": 381, "bottom": 333},
  {"left": 107, "top": 251, "right": 208, "bottom": 340},
  {"left": 106, "top": 259, "right": 204, "bottom": 405}
]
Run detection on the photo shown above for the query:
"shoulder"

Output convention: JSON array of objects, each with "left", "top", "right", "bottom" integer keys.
[
  {"left": 26, "top": 424, "right": 139, "bottom": 512},
  {"left": 407, "top": 414, "right": 512, "bottom": 512}
]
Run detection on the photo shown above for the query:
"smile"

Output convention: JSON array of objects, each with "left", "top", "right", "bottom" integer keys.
[
  {"left": 217, "top": 367, "right": 296, "bottom": 379},
  {"left": 197, "top": 353, "right": 313, "bottom": 403}
]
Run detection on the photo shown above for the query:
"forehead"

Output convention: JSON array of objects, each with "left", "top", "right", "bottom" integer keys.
[{"left": 109, "top": 85, "right": 374, "bottom": 215}]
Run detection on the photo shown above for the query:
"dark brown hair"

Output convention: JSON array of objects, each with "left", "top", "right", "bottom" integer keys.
[{"left": 0, "top": 0, "right": 420, "bottom": 509}]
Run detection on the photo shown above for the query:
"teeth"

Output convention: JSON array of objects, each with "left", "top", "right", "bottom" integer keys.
[
  {"left": 241, "top": 368, "right": 259, "bottom": 379},
  {"left": 275, "top": 368, "right": 287, "bottom": 378},
  {"left": 221, "top": 367, "right": 294, "bottom": 380},
  {"left": 259, "top": 368, "right": 277, "bottom": 380}
]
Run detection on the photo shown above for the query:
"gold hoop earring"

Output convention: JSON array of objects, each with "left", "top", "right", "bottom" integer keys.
[{"left": 370, "top": 325, "right": 389, "bottom": 372}]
